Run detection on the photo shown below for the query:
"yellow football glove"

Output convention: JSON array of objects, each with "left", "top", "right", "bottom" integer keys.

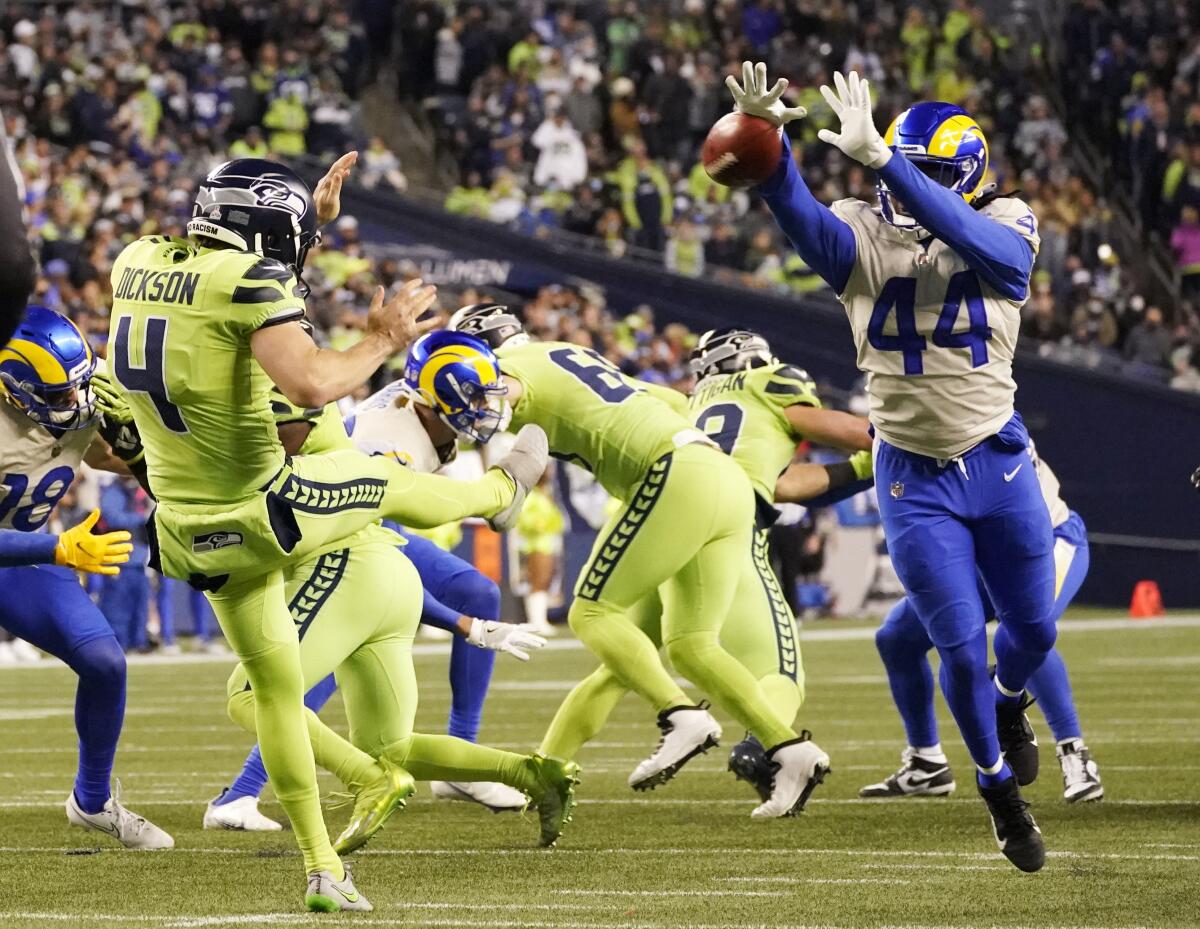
[
  {"left": 849, "top": 449, "right": 874, "bottom": 481},
  {"left": 54, "top": 509, "right": 133, "bottom": 575}
]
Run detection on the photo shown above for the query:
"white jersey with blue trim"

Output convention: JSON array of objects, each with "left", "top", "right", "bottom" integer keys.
[
  {"left": 0, "top": 400, "right": 96, "bottom": 532},
  {"left": 1029, "top": 441, "right": 1069, "bottom": 529},
  {"left": 831, "top": 195, "right": 1040, "bottom": 459},
  {"left": 347, "top": 381, "right": 442, "bottom": 475}
]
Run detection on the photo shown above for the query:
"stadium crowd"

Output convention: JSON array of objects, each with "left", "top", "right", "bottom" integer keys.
[{"left": 415, "top": 0, "right": 1200, "bottom": 389}]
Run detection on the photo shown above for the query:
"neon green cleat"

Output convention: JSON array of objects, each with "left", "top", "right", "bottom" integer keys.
[
  {"left": 332, "top": 760, "right": 415, "bottom": 855},
  {"left": 524, "top": 755, "right": 581, "bottom": 848}
]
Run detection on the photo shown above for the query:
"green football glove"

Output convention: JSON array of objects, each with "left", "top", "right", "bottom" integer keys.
[
  {"left": 91, "top": 370, "right": 134, "bottom": 424},
  {"left": 849, "top": 449, "right": 874, "bottom": 481}
]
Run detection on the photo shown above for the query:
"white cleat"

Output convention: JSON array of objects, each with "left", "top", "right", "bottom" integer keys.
[
  {"left": 430, "top": 779, "right": 528, "bottom": 812},
  {"left": 203, "top": 790, "right": 283, "bottom": 831},
  {"left": 750, "top": 734, "right": 831, "bottom": 819},
  {"left": 488, "top": 424, "right": 549, "bottom": 532},
  {"left": 629, "top": 703, "right": 722, "bottom": 791},
  {"left": 306, "top": 866, "right": 372, "bottom": 912},
  {"left": 1057, "top": 738, "right": 1104, "bottom": 803},
  {"left": 66, "top": 780, "right": 174, "bottom": 849}
]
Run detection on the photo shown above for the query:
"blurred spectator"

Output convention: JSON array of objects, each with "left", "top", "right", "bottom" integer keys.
[
  {"left": 359, "top": 137, "right": 409, "bottom": 192},
  {"left": 1124, "top": 306, "right": 1172, "bottom": 369},
  {"left": 532, "top": 111, "right": 587, "bottom": 190},
  {"left": 1171, "top": 205, "right": 1200, "bottom": 300}
]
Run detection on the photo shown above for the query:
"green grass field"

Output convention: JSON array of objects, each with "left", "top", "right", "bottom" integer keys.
[{"left": 1, "top": 612, "right": 1198, "bottom": 929}]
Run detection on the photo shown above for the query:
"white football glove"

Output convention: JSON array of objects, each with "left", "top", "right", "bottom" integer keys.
[
  {"left": 816, "top": 70, "right": 892, "bottom": 169},
  {"left": 725, "top": 61, "right": 808, "bottom": 128},
  {"left": 466, "top": 619, "right": 547, "bottom": 662}
]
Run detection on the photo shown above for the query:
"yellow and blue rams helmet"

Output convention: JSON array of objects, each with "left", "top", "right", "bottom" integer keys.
[
  {"left": 0, "top": 305, "right": 97, "bottom": 431},
  {"left": 404, "top": 330, "right": 508, "bottom": 443},
  {"left": 878, "top": 101, "right": 989, "bottom": 229}
]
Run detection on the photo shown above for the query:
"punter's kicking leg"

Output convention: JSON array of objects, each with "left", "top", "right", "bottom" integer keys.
[
  {"left": 225, "top": 536, "right": 579, "bottom": 849},
  {"left": 163, "top": 434, "right": 546, "bottom": 910}
]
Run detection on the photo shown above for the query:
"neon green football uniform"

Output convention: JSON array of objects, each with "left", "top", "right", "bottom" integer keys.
[
  {"left": 499, "top": 341, "right": 797, "bottom": 750},
  {"left": 221, "top": 387, "right": 558, "bottom": 819},
  {"left": 541, "top": 364, "right": 820, "bottom": 761},
  {"left": 107, "top": 236, "right": 517, "bottom": 879}
]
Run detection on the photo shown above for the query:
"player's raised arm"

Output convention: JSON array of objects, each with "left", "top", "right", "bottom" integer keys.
[
  {"left": 817, "top": 71, "right": 1035, "bottom": 300},
  {"left": 727, "top": 62, "right": 857, "bottom": 292},
  {"left": 252, "top": 279, "right": 438, "bottom": 408},
  {"left": 0, "top": 112, "right": 36, "bottom": 344}
]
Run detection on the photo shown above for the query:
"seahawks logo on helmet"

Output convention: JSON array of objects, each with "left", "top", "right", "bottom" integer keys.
[
  {"left": 447, "top": 303, "right": 528, "bottom": 350},
  {"left": 689, "top": 327, "right": 775, "bottom": 380},
  {"left": 248, "top": 177, "right": 310, "bottom": 220}
]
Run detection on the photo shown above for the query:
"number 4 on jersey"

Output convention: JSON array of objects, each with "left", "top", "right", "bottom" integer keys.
[
  {"left": 867, "top": 270, "right": 991, "bottom": 375},
  {"left": 111, "top": 316, "right": 189, "bottom": 433}
]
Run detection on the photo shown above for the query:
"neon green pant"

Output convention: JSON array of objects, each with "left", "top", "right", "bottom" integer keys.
[
  {"left": 175, "top": 449, "right": 515, "bottom": 878},
  {"left": 542, "top": 521, "right": 805, "bottom": 760},
  {"left": 566, "top": 444, "right": 797, "bottom": 750},
  {"left": 224, "top": 537, "right": 537, "bottom": 815}
]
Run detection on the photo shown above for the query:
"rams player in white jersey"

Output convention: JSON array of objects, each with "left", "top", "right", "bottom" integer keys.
[
  {"left": 863, "top": 442, "right": 1102, "bottom": 805},
  {"left": 0, "top": 306, "right": 171, "bottom": 848},
  {"left": 728, "top": 64, "right": 1056, "bottom": 871}
]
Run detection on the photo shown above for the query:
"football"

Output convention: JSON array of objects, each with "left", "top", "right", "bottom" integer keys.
[{"left": 701, "top": 111, "right": 783, "bottom": 188}]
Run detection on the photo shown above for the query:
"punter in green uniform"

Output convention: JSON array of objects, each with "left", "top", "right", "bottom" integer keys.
[
  {"left": 107, "top": 157, "right": 547, "bottom": 912},
  {"left": 538, "top": 328, "right": 873, "bottom": 811},
  {"left": 450, "top": 306, "right": 826, "bottom": 817}
]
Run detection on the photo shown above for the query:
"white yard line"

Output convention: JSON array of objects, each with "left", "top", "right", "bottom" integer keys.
[
  {"left": 0, "top": 845, "right": 1196, "bottom": 863},
  {"left": 0, "top": 914, "right": 1168, "bottom": 929},
  {"left": 3, "top": 614, "right": 1197, "bottom": 672}
]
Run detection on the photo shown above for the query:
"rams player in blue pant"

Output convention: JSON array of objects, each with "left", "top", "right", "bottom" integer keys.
[
  {"left": 730, "top": 63, "right": 1055, "bottom": 870},
  {"left": 862, "top": 443, "right": 1102, "bottom": 804},
  {"left": 205, "top": 336, "right": 546, "bottom": 830},
  {"left": 0, "top": 306, "right": 172, "bottom": 848}
]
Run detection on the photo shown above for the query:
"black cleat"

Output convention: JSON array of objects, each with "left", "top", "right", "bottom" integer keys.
[
  {"left": 978, "top": 775, "right": 1045, "bottom": 872},
  {"left": 995, "top": 690, "right": 1039, "bottom": 786},
  {"left": 728, "top": 733, "right": 773, "bottom": 802},
  {"left": 859, "top": 748, "right": 956, "bottom": 798}
]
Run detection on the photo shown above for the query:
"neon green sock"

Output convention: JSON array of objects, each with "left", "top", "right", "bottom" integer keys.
[{"left": 539, "top": 665, "right": 629, "bottom": 761}]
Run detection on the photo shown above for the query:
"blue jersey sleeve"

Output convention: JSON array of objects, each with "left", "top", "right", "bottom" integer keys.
[
  {"left": 420, "top": 587, "right": 463, "bottom": 635},
  {"left": 759, "top": 133, "right": 857, "bottom": 293},
  {"left": 876, "top": 154, "right": 1034, "bottom": 300},
  {"left": 0, "top": 529, "right": 58, "bottom": 566}
]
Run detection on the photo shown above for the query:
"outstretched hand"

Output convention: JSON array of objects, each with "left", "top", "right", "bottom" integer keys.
[
  {"left": 365, "top": 279, "right": 439, "bottom": 355},
  {"left": 725, "top": 61, "right": 808, "bottom": 128},
  {"left": 816, "top": 71, "right": 892, "bottom": 169},
  {"left": 314, "top": 151, "right": 358, "bottom": 226}
]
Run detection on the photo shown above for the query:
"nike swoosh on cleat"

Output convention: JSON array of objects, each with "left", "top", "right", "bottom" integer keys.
[
  {"left": 340, "top": 888, "right": 359, "bottom": 903},
  {"left": 1003, "top": 465, "right": 1023, "bottom": 482}
]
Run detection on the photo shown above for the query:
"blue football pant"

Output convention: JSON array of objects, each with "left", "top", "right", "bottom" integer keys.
[
  {"left": 876, "top": 418, "right": 1056, "bottom": 771},
  {"left": 99, "top": 563, "right": 150, "bottom": 652},
  {"left": 221, "top": 526, "right": 499, "bottom": 803},
  {"left": 0, "top": 565, "right": 127, "bottom": 813},
  {"left": 877, "top": 514, "right": 1090, "bottom": 748}
]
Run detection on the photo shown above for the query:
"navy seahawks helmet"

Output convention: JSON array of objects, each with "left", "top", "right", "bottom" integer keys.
[
  {"left": 689, "top": 328, "right": 775, "bottom": 380},
  {"left": 0, "top": 305, "right": 97, "bottom": 431},
  {"left": 447, "top": 303, "right": 527, "bottom": 350},
  {"left": 188, "top": 159, "right": 320, "bottom": 283}
]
